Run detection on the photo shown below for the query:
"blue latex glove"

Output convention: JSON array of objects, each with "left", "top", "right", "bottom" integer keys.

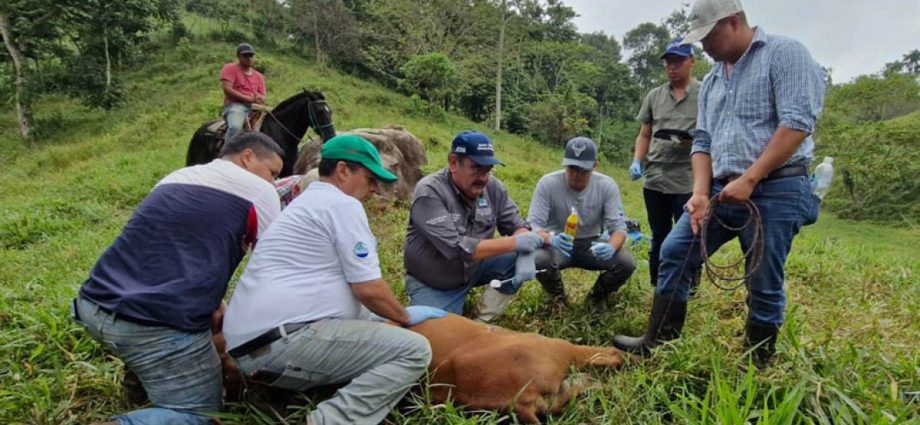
[
  {"left": 368, "top": 306, "right": 447, "bottom": 325},
  {"left": 629, "top": 159, "right": 643, "bottom": 181},
  {"left": 550, "top": 233, "right": 574, "bottom": 256},
  {"left": 511, "top": 252, "right": 537, "bottom": 288},
  {"left": 405, "top": 305, "right": 448, "bottom": 326},
  {"left": 590, "top": 242, "right": 615, "bottom": 261},
  {"left": 514, "top": 231, "right": 544, "bottom": 253},
  {"left": 627, "top": 229, "right": 645, "bottom": 245},
  {"left": 590, "top": 231, "right": 615, "bottom": 261}
]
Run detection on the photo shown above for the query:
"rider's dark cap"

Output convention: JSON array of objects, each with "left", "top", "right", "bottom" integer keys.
[{"left": 237, "top": 43, "right": 255, "bottom": 55}]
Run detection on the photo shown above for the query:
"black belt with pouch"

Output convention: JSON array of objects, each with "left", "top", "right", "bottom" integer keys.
[{"left": 228, "top": 321, "right": 313, "bottom": 359}]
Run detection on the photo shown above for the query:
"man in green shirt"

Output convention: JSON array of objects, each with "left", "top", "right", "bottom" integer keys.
[{"left": 630, "top": 38, "right": 701, "bottom": 290}]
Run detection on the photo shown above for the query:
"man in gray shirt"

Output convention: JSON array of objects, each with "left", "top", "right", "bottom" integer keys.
[
  {"left": 528, "top": 137, "right": 637, "bottom": 310},
  {"left": 405, "top": 131, "right": 547, "bottom": 322}
]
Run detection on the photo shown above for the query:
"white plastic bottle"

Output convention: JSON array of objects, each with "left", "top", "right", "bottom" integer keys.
[{"left": 811, "top": 156, "right": 834, "bottom": 200}]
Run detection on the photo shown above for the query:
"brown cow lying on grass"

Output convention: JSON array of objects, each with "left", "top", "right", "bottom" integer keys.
[
  {"left": 203, "top": 310, "right": 626, "bottom": 423},
  {"left": 411, "top": 313, "right": 626, "bottom": 423}
]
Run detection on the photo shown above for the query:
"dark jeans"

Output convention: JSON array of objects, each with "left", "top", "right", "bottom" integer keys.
[
  {"left": 533, "top": 240, "right": 637, "bottom": 291},
  {"left": 656, "top": 176, "right": 820, "bottom": 325},
  {"left": 643, "top": 188, "right": 692, "bottom": 286}
]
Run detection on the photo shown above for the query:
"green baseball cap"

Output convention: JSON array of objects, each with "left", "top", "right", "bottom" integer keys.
[{"left": 321, "top": 134, "right": 398, "bottom": 183}]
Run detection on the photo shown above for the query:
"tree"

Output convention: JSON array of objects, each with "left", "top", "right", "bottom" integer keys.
[
  {"left": 528, "top": 89, "right": 596, "bottom": 145},
  {"left": 289, "top": 0, "right": 362, "bottom": 65},
  {"left": 884, "top": 49, "right": 920, "bottom": 76},
  {"left": 494, "top": 0, "right": 509, "bottom": 130},
  {"left": 580, "top": 31, "right": 622, "bottom": 63},
  {"left": 623, "top": 22, "right": 670, "bottom": 91},
  {"left": 0, "top": 1, "right": 84, "bottom": 139},
  {"left": 541, "top": 0, "right": 578, "bottom": 42},
  {"left": 0, "top": 12, "right": 32, "bottom": 139},
  {"left": 662, "top": 3, "right": 691, "bottom": 39},
  {"left": 67, "top": 0, "right": 178, "bottom": 109},
  {"left": 400, "top": 52, "right": 460, "bottom": 108},
  {"left": 360, "top": 0, "right": 493, "bottom": 82}
]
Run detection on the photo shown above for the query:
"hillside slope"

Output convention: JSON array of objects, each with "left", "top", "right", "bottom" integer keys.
[{"left": 1, "top": 38, "right": 918, "bottom": 424}]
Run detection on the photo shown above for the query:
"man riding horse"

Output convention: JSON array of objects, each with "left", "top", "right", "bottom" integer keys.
[{"left": 221, "top": 43, "right": 267, "bottom": 144}]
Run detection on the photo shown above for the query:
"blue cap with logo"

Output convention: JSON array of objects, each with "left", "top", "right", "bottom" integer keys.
[
  {"left": 660, "top": 37, "right": 694, "bottom": 59},
  {"left": 451, "top": 131, "right": 503, "bottom": 166}
]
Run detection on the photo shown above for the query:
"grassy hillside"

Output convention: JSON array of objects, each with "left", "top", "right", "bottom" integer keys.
[{"left": 1, "top": 35, "right": 919, "bottom": 424}]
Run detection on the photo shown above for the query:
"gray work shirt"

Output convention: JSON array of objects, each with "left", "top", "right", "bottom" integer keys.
[
  {"left": 526, "top": 170, "right": 627, "bottom": 241},
  {"left": 636, "top": 79, "right": 700, "bottom": 194},
  {"left": 404, "top": 168, "right": 529, "bottom": 290}
]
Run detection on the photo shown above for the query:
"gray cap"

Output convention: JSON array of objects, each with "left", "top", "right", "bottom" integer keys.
[
  {"left": 561, "top": 137, "right": 597, "bottom": 170},
  {"left": 236, "top": 43, "right": 255, "bottom": 55},
  {"left": 682, "top": 0, "right": 744, "bottom": 44}
]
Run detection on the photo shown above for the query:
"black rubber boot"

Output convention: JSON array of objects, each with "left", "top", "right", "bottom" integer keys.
[
  {"left": 122, "top": 369, "right": 148, "bottom": 406},
  {"left": 613, "top": 294, "right": 687, "bottom": 355},
  {"left": 536, "top": 269, "right": 568, "bottom": 306},
  {"left": 745, "top": 320, "right": 779, "bottom": 367},
  {"left": 585, "top": 270, "right": 626, "bottom": 312}
]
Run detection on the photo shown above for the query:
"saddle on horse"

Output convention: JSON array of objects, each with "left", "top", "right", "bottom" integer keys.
[{"left": 206, "top": 103, "right": 274, "bottom": 139}]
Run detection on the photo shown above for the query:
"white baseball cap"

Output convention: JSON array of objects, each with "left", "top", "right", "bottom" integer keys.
[{"left": 682, "top": 0, "right": 744, "bottom": 44}]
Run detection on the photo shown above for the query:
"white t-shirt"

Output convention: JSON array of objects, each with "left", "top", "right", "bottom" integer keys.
[{"left": 223, "top": 182, "right": 381, "bottom": 350}]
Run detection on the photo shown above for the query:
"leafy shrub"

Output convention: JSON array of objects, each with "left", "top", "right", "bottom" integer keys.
[
  {"left": 404, "top": 94, "right": 448, "bottom": 122},
  {"left": 817, "top": 110, "right": 920, "bottom": 224},
  {"left": 170, "top": 21, "right": 189, "bottom": 42},
  {"left": 399, "top": 53, "right": 460, "bottom": 108},
  {"left": 527, "top": 91, "right": 596, "bottom": 146}
]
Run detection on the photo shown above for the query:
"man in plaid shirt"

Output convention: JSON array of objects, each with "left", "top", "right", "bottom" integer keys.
[{"left": 614, "top": 0, "right": 824, "bottom": 366}]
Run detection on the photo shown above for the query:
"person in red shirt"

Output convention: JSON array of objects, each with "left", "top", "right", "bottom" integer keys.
[{"left": 220, "top": 43, "right": 266, "bottom": 144}]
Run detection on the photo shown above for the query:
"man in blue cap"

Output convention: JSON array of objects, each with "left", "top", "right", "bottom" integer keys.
[
  {"left": 404, "top": 131, "right": 547, "bottom": 322},
  {"left": 629, "top": 37, "right": 702, "bottom": 292}
]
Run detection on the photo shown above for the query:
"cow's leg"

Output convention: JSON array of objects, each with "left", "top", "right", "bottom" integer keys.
[{"left": 570, "top": 345, "right": 625, "bottom": 368}]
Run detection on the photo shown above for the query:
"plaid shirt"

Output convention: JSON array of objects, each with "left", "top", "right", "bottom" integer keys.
[{"left": 691, "top": 27, "right": 826, "bottom": 179}]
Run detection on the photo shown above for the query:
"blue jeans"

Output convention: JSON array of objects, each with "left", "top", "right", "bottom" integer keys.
[
  {"left": 73, "top": 296, "right": 220, "bottom": 425},
  {"left": 234, "top": 319, "right": 430, "bottom": 425},
  {"left": 406, "top": 253, "right": 517, "bottom": 314},
  {"left": 222, "top": 103, "right": 250, "bottom": 143},
  {"left": 656, "top": 175, "right": 820, "bottom": 325}
]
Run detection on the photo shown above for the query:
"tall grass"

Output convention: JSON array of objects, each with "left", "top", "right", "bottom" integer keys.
[{"left": 1, "top": 24, "right": 918, "bottom": 425}]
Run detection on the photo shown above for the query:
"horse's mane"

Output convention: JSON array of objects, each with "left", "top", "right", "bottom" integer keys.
[{"left": 273, "top": 89, "right": 323, "bottom": 112}]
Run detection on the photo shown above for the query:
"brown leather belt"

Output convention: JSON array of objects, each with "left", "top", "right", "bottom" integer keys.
[
  {"left": 228, "top": 321, "right": 314, "bottom": 359},
  {"left": 717, "top": 164, "right": 808, "bottom": 185}
]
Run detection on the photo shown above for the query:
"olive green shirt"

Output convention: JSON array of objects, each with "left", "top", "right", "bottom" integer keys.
[{"left": 635, "top": 79, "right": 700, "bottom": 194}]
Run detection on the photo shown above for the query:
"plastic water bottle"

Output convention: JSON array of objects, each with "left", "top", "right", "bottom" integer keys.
[{"left": 811, "top": 156, "right": 834, "bottom": 200}]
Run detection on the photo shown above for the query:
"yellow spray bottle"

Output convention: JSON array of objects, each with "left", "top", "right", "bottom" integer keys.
[{"left": 564, "top": 206, "right": 579, "bottom": 238}]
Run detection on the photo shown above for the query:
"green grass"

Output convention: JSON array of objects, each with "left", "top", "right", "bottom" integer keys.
[{"left": 1, "top": 30, "right": 919, "bottom": 424}]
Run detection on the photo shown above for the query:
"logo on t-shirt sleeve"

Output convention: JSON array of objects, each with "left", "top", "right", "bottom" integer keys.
[{"left": 354, "top": 242, "right": 370, "bottom": 259}]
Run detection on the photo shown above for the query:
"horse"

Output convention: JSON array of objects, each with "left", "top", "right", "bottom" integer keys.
[{"left": 186, "top": 90, "right": 336, "bottom": 177}]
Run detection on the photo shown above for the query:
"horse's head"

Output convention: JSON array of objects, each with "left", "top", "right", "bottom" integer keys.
[{"left": 304, "top": 90, "right": 336, "bottom": 142}]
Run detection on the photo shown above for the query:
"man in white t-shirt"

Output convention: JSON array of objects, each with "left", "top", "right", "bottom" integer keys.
[{"left": 223, "top": 134, "right": 445, "bottom": 425}]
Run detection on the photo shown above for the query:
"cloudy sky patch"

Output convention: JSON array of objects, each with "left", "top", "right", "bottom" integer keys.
[{"left": 565, "top": 0, "right": 920, "bottom": 83}]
